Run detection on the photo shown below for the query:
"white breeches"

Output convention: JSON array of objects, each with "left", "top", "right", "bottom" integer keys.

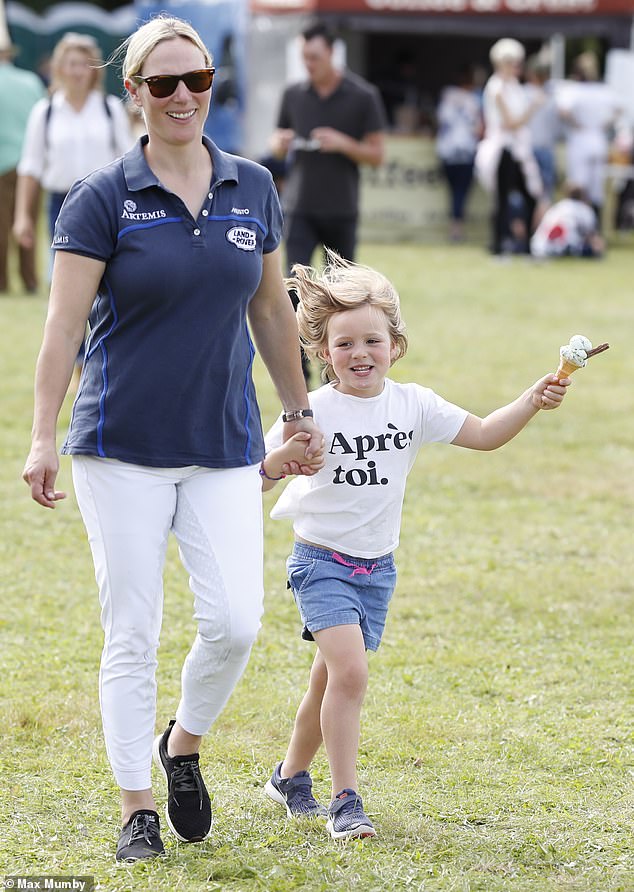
[{"left": 72, "top": 456, "right": 264, "bottom": 790}]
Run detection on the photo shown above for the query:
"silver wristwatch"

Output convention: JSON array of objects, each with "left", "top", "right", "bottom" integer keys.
[{"left": 282, "top": 409, "right": 314, "bottom": 423}]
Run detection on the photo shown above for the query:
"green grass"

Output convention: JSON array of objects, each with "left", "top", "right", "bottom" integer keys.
[{"left": 1, "top": 240, "right": 634, "bottom": 891}]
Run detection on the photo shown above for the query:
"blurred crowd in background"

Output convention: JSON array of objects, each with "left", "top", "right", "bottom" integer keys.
[{"left": 1, "top": 10, "right": 633, "bottom": 296}]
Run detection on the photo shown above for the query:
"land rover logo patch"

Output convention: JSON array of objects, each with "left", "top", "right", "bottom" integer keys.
[{"left": 226, "top": 226, "right": 256, "bottom": 251}]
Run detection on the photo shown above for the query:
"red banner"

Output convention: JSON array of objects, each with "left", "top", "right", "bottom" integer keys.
[{"left": 251, "top": 0, "right": 634, "bottom": 14}]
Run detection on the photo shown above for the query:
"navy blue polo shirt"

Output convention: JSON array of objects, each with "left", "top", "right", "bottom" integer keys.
[{"left": 56, "top": 135, "right": 282, "bottom": 468}]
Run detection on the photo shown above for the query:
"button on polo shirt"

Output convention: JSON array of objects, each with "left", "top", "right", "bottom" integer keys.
[{"left": 56, "top": 135, "right": 283, "bottom": 469}]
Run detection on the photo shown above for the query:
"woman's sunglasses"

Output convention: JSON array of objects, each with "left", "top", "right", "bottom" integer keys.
[{"left": 132, "top": 68, "right": 215, "bottom": 99}]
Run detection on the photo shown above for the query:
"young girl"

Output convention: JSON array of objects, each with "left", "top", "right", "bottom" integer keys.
[{"left": 260, "top": 252, "right": 570, "bottom": 840}]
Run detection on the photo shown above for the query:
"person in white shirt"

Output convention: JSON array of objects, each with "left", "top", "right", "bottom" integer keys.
[
  {"left": 556, "top": 51, "right": 623, "bottom": 227},
  {"left": 14, "top": 32, "right": 133, "bottom": 258},
  {"left": 258, "top": 250, "right": 571, "bottom": 840},
  {"left": 475, "top": 38, "right": 544, "bottom": 255},
  {"left": 436, "top": 68, "right": 483, "bottom": 242},
  {"left": 530, "top": 184, "right": 605, "bottom": 258},
  {"left": 13, "top": 31, "right": 133, "bottom": 385}
]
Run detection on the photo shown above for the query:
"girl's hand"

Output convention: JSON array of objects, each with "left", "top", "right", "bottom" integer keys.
[
  {"left": 531, "top": 373, "right": 571, "bottom": 410},
  {"left": 281, "top": 431, "right": 325, "bottom": 477}
]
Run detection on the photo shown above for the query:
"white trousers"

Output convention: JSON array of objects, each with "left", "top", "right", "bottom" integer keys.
[
  {"left": 72, "top": 456, "right": 264, "bottom": 790},
  {"left": 566, "top": 133, "right": 608, "bottom": 207}
]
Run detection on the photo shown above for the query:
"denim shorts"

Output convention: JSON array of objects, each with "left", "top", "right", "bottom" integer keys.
[{"left": 286, "top": 542, "right": 397, "bottom": 652}]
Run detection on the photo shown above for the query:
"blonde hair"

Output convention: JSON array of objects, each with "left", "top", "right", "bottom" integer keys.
[
  {"left": 288, "top": 251, "right": 408, "bottom": 383},
  {"left": 489, "top": 38, "right": 525, "bottom": 67},
  {"left": 50, "top": 32, "right": 104, "bottom": 93},
  {"left": 121, "top": 15, "right": 212, "bottom": 81}
]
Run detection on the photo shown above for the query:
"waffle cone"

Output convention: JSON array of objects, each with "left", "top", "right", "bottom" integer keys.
[{"left": 555, "top": 358, "right": 582, "bottom": 379}]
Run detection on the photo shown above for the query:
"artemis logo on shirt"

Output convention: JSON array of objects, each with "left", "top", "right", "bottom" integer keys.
[
  {"left": 329, "top": 423, "right": 414, "bottom": 487},
  {"left": 121, "top": 199, "right": 168, "bottom": 221}
]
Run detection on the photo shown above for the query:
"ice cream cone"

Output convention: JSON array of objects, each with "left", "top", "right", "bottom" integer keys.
[{"left": 555, "top": 358, "right": 582, "bottom": 379}]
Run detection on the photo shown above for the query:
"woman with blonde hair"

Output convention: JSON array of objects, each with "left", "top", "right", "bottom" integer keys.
[
  {"left": 475, "top": 37, "right": 544, "bottom": 255},
  {"left": 14, "top": 31, "right": 133, "bottom": 260},
  {"left": 22, "top": 14, "right": 321, "bottom": 863}
]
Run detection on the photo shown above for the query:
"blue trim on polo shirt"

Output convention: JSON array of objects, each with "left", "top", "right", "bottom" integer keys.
[
  {"left": 83, "top": 279, "right": 119, "bottom": 456},
  {"left": 209, "top": 214, "right": 267, "bottom": 237},
  {"left": 117, "top": 217, "right": 183, "bottom": 240},
  {"left": 85, "top": 280, "right": 119, "bottom": 362},
  {"left": 242, "top": 327, "right": 257, "bottom": 463},
  {"left": 96, "top": 341, "right": 109, "bottom": 456}
]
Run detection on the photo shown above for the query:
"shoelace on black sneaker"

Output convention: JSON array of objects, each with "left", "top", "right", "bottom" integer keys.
[
  {"left": 128, "top": 813, "right": 160, "bottom": 845},
  {"left": 170, "top": 760, "right": 205, "bottom": 810}
]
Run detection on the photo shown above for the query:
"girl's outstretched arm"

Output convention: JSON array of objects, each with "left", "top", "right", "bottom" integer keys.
[{"left": 451, "top": 374, "right": 570, "bottom": 451}]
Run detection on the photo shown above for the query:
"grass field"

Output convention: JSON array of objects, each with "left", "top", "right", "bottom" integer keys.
[{"left": 1, "top": 240, "right": 633, "bottom": 891}]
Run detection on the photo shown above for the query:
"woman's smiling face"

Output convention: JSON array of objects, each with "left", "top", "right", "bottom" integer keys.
[{"left": 127, "top": 36, "right": 211, "bottom": 145}]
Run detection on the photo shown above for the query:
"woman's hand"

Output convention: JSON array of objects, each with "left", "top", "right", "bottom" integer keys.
[
  {"left": 23, "top": 441, "right": 67, "bottom": 508},
  {"left": 13, "top": 214, "right": 35, "bottom": 250}
]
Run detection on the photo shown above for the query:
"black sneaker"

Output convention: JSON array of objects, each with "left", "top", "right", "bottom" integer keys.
[
  {"left": 153, "top": 720, "right": 212, "bottom": 842},
  {"left": 264, "top": 761, "right": 327, "bottom": 818},
  {"left": 326, "top": 789, "right": 376, "bottom": 840},
  {"left": 116, "top": 809, "right": 165, "bottom": 862}
]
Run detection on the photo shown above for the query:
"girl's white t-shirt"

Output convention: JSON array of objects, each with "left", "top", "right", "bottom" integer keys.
[{"left": 265, "top": 378, "right": 468, "bottom": 559}]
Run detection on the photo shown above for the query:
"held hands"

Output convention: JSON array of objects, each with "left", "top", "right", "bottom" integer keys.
[
  {"left": 279, "top": 431, "right": 325, "bottom": 478},
  {"left": 531, "top": 373, "right": 571, "bottom": 410},
  {"left": 23, "top": 442, "right": 67, "bottom": 508}
]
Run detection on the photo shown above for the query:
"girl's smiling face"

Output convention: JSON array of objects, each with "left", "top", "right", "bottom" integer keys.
[{"left": 323, "top": 304, "right": 398, "bottom": 398}]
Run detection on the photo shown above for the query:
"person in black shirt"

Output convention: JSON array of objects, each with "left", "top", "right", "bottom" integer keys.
[{"left": 270, "top": 22, "right": 386, "bottom": 379}]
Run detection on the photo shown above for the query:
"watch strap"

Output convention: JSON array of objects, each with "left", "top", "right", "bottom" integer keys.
[{"left": 282, "top": 408, "right": 314, "bottom": 423}]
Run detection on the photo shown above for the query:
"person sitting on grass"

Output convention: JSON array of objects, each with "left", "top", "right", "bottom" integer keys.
[
  {"left": 530, "top": 183, "right": 605, "bottom": 259},
  {"left": 258, "top": 250, "right": 571, "bottom": 840}
]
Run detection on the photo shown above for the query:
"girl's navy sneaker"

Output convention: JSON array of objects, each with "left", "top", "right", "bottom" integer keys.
[
  {"left": 326, "top": 789, "right": 376, "bottom": 840},
  {"left": 264, "top": 762, "right": 328, "bottom": 818}
]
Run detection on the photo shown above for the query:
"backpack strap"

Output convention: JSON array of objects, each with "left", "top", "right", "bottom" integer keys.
[
  {"left": 43, "top": 97, "right": 53, "bottom": 151},
  {"left": 103, "top": 94, "right": 117, "bottom": 155}
]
